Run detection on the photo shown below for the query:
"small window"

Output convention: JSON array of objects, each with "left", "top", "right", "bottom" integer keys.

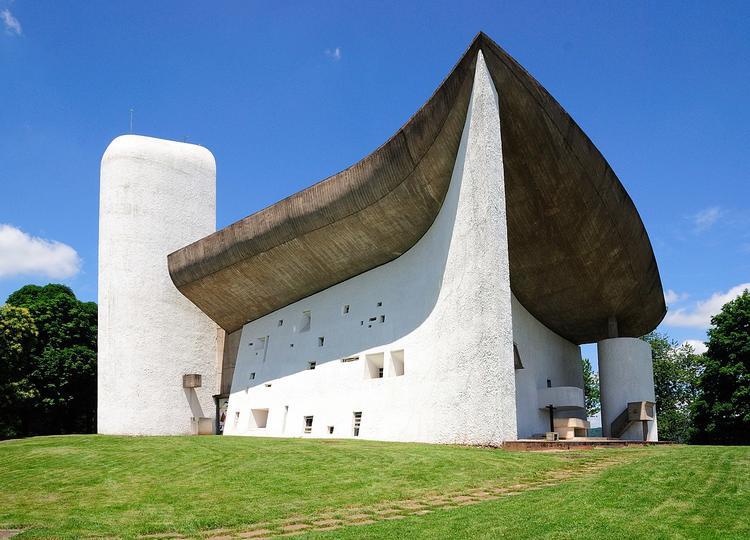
[
  {"left": 360, "top": 321, "right": 364, "bottom": 326},
  {"left": 265, "top": 383, "right": 272, "bottom": 388},
  {"left": 290, "top": 343, "right": 294, "bottom": 348},
  {"left": 327, "top": 426, "right": 334, "bottom": 435},
  {"left": 234, "top": 411, "right": 240, "bottom": 429},
  {"left": 390, "top": 350, "right": 404, "bottom": 376},
  {"left": 249, "top": 372, "right": 256, "bottom": 380},
  {"left": 278, "top": 319, "right": 283, "bottom": 327},
  {"left": 341, "top": 356, "right": 359, "bottom": 363},
  {"left": 547, "top": 379, "right": 552, "bottom": 388},
  {"left": 304, "top": 415, "right": 314, "bottom": 434},
  {"left": 308, "top": 361, "right": 316, "bottom": 370},
  {"left": 318, "top": 337, "right": 325, "bottom": 347},
  {"left": 250, "top": 408, "right": 268, "bottom": 429},
  {"left": 513, "top": 343, "right": 524, "bottom": 370},
  {"left": 365, "top": 353, "right": 385, "bottom": 379},
  {"left": 299, "top": 310, "right": 311, "bottom": 333},
  {"left": 379, "top": 315, "right": 385, "bottom": 323},
  {"left": 342, "top": 304, "right": 350, "bottom": 315},
  {"left": 353, "top": 412, "right": 362, "bottom": 436},
  {"left": 369, "top": 317, "right": 377, "bottom": 322},
  {"left": 377, "top": 301, "right": 383, "bottom": 307}
]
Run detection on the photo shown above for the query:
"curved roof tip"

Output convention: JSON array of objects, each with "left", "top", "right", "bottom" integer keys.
[{"left": 168, "top": 32, "right": 665, "bottom": 343}]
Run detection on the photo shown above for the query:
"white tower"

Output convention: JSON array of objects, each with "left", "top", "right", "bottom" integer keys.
[{"left": 98, "top": 135, "right": 218, "bottom": 435}]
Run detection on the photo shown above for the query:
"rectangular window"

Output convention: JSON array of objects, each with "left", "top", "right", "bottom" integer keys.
[
  {"left": 308, "top": 361, "right": 316, "bottom": 370},
  {"left": 278, "top": 319, "right": 283, "bottom": 327},
  {"left": 328, "top": 426, "right": 334, "bottom": 434},
  {"left": 390, "top": 350, "right": 404, "bottom": 376},
  {"left": 377, "top": 301, "right": 383, "bottom": 307},
  {"left": 318, "top": 336, "right": 325, "bottom": 347},
  {"left": 341, "top": 356, "right": 359, "bottom": 363},
  {"left": 299, "top": 311, "right": 311, "bottom": 333},
  {"left": 353, "top": 411, "right": 362, "bottom": 437},
  {"left": 342, "top": 304, "right": 350, "bottom": 315},
  {"left": 304, "top": 415, "right": 314, "bottom": 434},
  {"left": 234, "top": 411, "right": 240, "bottom": 429},
  {"left": 249, "top": 372, "right": 256, "bottom": 380},
  {"left": 379, "top": 315, "right": 385, "bottom": 323},
  {"left": 365, "top": 353, "right": 385, "bottom": 379}
]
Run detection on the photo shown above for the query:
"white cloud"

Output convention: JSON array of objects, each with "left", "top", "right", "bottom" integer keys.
[
  {"left": 324, "top": 47, "right": 342, "bottom": 61},
  {"left": 664, "top": 289, "right": 688, "bottom": 305},
  {"left": 682, "top": 340, "right": 708, "bottom": 355},
  {"left": 664, "top": 282, "right": 750, "bottom": 329},
  {"left": 692, "top": 206, "right": 723, "bottom": 232},
  {"left": 0, "top": 224, "right": 81, "bottom": 279},
  {"left": 1, "top": 8, "right": 22, "bottom": 35}
]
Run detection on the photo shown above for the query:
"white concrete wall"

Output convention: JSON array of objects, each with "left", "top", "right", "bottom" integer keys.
[
  {"left": 511, "top": 295, "right": 585, "bottom": 438},
  {"left": 224, "top": 51, "right": 517, "bottom": 445},
  {"left": 598, "top": 337, "right": 658, "bottom": 441},
  {"left": 98, "top": 135, "right": 218, "bottom": 435}
]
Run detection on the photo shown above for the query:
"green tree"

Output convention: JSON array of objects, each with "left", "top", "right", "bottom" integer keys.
[
  {"left": 642, "top": 332, "right": 702, "bottom": 443},
  {"left": 691, "top": 289, "right": 750, "bottom": 444},
  {"left": 0, "top": 305, "right": 38, "bottom": 438},
  {"left": 5, "top": 284, "right": 97, "bottom": 435},
  {"left": 581, "top": 358, "right": 600, "bottom": 417}
]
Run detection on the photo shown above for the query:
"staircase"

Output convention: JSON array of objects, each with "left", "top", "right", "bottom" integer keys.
[{"left": 611, "top": 401, "right": 655, "bottom": 440}]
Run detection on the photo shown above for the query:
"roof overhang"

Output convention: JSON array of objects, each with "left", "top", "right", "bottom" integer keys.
[{"left": 167, "top": 33, "right": 665, "bottom": 344}]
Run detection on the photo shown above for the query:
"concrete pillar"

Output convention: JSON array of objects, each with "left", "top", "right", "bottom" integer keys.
[{"left": 598, "top": 337, "right": 658, "bottom": 441}]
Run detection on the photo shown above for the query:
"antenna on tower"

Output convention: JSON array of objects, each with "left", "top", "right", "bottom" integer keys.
[{"left": 129, "top": 108, "right": 135, "bottom": 133}]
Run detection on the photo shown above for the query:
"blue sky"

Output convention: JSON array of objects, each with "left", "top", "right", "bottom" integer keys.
[{"left": 1, "top": 1, "right": 748, "bottom": 362}]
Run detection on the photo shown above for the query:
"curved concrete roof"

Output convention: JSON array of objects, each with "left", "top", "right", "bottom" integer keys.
[{"left": 168, "top": 33, "right": 665, "bottom": 344}]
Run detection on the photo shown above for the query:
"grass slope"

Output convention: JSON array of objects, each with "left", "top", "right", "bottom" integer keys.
[{"left": 0, "top": 436, "right": 747, "bottom": 539}]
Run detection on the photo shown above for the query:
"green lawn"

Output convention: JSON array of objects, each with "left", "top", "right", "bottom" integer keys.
[{"left": 0, "top": 436, "right": 747, "bottom": 539}]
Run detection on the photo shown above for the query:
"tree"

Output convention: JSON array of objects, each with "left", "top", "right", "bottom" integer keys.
[
  {"left": 0, "top": 305, "right": 38, "bottom": 438},
  {"left": 641, "top": 332, "right": 702, "bottom": 443},
  {"left": 5, "top": 284, "right": 97, "bottom": 436},
  {"left": 581, "top": 358, "right": 600, "bottom": 417},
  {"left": 691, "top": 289, "right": 750, "bottom": 445}
]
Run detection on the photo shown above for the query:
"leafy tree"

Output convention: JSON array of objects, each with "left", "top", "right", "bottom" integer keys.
[
  {"left": 691, "top": 289, "right": 750, "bottom": 445},
  {"left": 0, "top": 305, "right": 38, "bottom": 438},
  {"left": 642, "top": 332, "right": 702, "bottom": 443},
  {"left": 5, "top": 284, "right": 97, "bottom": 436},
  {"left": 581, "top": 358, "right": 600, "bottom": 417}
]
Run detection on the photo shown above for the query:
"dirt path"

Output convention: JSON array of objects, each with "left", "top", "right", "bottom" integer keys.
[{"left": 140, "top": 453, "right": 632, "bottom": 539}]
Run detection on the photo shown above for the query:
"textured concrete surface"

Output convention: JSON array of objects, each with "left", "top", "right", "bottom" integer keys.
[
  {"left": 98, "top": 135, "right": 218, "bottom": 435},
  {"left": 168, "top": 33, "right": 665, "bottom": 344},
  {"left": 223, "top": 52, "right": 516, "bottom": 445},
  {"left": 598, "top": 337, "right": 658, "bottom": 441}
]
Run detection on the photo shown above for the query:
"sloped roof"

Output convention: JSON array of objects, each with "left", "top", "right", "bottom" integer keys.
[{"left": 167, "top": 33, "right": 665, "bottom": 343}]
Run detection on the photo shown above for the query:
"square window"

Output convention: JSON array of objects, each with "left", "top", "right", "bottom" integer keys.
[
  {"left": 377, "top": 301, "right": 383, "bottom": 307},
  {"left": 365, "top": 353, "right": 385, "bottom": 379},
  {"left": 250, "top": 408, "right": 268, "bottom": 429},
  {"left": 308, "top": 361, "right": 316, "bottom": 370}
]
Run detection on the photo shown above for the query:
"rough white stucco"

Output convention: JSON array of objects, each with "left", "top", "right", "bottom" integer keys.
[
  {"left": 224, "top": 51, "right": 517, "bottom": 444},
  {"left": 598, "top": 337, "right": 658, "bottom": 441},
  {"left": 511, "top": 295, "right": 585, "bottom": 437},
  {"left": 98, "top": 135, "right": 218, "bottom": 435}
]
